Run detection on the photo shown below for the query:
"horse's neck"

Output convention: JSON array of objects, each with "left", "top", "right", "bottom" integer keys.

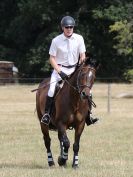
[
  {"left": 69, "top": 68, "right": 80, "bottom": 86},
  {"left": 67, "top": 68, "right": 81, "bottom": 99},
  {"left": 59, "top": 67, "right": 81, "bottom": 99}
]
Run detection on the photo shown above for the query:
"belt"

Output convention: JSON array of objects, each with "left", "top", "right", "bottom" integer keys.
[{"left": 58, "top": 64, "right": 76, "bottom": 68}]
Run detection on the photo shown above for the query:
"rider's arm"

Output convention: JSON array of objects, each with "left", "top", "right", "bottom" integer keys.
[
  {"left": 79, "top": 52, "right": 86, "bottom": 64},
  {"left": 49, "top": 55, "right": 61, "bottom": 73}
]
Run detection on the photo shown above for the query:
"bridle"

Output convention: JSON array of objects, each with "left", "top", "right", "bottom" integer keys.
[
  {"left": 64, "top": 63, "right": 96, "bottom": 107},
  {"left": 65, "top": 63, "right": 96, "bottom": 95},
  {"left": 77, "top": 65, "right": 96, "bottom": 93}
]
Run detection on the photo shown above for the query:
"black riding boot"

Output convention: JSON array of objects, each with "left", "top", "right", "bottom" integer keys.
[
  {"left": 41, "top": 96, "right": 53, "bottom": 125},
  {"left": 86, "top": 94, "right": 99, "bottom": 126}
]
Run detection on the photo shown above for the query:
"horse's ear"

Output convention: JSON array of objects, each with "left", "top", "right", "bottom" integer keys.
[{"left": 85, "top": 57, "right": 100, "bottom": 69}]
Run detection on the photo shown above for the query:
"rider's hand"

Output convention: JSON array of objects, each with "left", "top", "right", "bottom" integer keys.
[{"left": 59, "top": 71, "right": 68, "bottom": 80}]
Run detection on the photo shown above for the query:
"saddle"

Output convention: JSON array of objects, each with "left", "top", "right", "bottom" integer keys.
[{"left": 54, "top": 80, "right": 64, "bottom": 98}]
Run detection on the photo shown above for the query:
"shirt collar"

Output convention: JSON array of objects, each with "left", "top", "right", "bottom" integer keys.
[{"left": 62, "top": 33, "right": 75, "bottom": 40}]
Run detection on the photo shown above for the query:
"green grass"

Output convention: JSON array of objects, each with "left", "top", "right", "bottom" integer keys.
[{"left": 0, "top": 84, "right": 133, "bottom": 177}]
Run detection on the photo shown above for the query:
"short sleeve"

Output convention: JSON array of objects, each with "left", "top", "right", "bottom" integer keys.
[
  {"left": 79, "top": 36, "right": 86, "bottom": 54},
  {"left": 49, "top": 39, "right": 57, "bottom": 56}
]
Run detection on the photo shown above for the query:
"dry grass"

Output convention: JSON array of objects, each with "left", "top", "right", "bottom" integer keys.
[{"left": 0, "top": 83, "right": 133, "bottom": 177}]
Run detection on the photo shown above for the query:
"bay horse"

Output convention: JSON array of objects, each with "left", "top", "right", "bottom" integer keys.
[{"left": 36, "top": 58, "right": 99, "bottom": 168}]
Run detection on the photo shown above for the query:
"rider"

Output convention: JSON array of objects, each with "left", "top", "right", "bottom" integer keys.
[{"left": 41, "top": 16, "right": 98, "bottom": 125}]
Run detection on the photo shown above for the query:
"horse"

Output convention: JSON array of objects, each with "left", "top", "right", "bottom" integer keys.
[{"left": 36, "top": 58, "right": 99, "bottom": 168}]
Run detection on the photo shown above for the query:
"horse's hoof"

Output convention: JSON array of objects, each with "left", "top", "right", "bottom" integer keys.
[
  {"left": 58, "top": 156, "right": 66, "bottom": 166},
  {"left": 72, "top": 164, "right": 79, "bottom": 169},
  {"left": 48, "top": 161, "right": 55, "bottom": 167}
]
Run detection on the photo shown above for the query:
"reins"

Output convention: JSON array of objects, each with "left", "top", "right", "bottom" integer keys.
[
  {"left": 31, "top": 63, "right": 96, "bottom": 99},
  {"left": 88, "top": 96, "right": 96, "bottom": 108},
  {"left": 31, "top": 61, "right": 97, "bottom": 108},
  {"left": 31, "top": 63, "right": 83, "bottom": 93},
  {"left": 81, "top": 92, "right": 96, "bottom": 108},
  {"left": 31, "top": 80, "right": 58, "bottom": 92},
  {"left": 64, "top": 64, "right": 97, "bottom": 108}
]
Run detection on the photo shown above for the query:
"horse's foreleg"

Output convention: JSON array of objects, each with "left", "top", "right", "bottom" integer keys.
[
  {"left": 58, "top": 126, "right": 70, "bottom": 166},
  {"left": 72, "top": 137, "right": 80, "bottom": 168},
  {"left": 41, "top": 125, "right": 55, "bottom": 167},
  {"left": 72, "top": 121, "right": 85, "bottom": 168}
]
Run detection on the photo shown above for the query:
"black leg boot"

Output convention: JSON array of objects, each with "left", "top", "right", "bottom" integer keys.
[
  {"left": 86, "top": 94, "right": 99, "bottom": 126},
  {"left": 86, "top": 114, "right": 99, "bottom": 126},
  {"left": 41, "top": 96, "right": 53, "bottom": 125}
]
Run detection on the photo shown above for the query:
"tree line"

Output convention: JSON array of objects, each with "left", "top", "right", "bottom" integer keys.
[{"left": 0, "top": 0, "right": 133, "bottom": 81}]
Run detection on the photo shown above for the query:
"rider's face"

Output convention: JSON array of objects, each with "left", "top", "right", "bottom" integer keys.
[{"left": 63, "top": 26, "right": 74, "bottom": 37}]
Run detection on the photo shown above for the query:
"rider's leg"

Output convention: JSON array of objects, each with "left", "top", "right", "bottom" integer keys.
[
  {"left": 41, "top": 96, "right": 53, "bottom": 125},
  {"left": 41, "top": 70, "right": 58, "bottom": 125},
  {"left": 86, "top": 93, "right": 99, "bottom": 126}
]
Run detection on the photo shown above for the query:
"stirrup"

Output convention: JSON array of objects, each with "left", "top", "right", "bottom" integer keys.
[{"left": 41, "top": 113, "right": 51, "bottom": 125}]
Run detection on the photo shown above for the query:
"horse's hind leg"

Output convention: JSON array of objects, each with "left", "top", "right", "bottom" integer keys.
[
  {"left": 58, "top": 126, "right": 70, "bottom": 166},
  {"left": 41, "top": 125, "right": 55, "bottom": 167},
  {"left": 72, "top": 121, "right": 85, "bottom": 168}
]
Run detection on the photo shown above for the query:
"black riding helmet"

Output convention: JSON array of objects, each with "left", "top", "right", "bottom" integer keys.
[{"left": 61, "top": 16, "right": 75, "bottom": 27}]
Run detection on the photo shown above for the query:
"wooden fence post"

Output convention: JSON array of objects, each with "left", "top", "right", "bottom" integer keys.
[{"left": 107, "top": 83, "right": 111, "bottom": 113}]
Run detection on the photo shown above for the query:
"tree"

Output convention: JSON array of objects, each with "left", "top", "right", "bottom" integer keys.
[
  {"left": 79, "top": 0, "right": 133, "bottom": 79},
  {"left": 0, "top": 0, "right": 133, "bottom": 80},
  {"left": 110, "top": 20, "right": 133, "bottom": 56}
]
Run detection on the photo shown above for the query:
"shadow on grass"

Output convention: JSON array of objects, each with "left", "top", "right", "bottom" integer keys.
[
  {"left": 0, "top": 162, "right": 74, "bottom": 170},
  {"left": 0, "top": 162, "right": 46, "bottom": 169}
]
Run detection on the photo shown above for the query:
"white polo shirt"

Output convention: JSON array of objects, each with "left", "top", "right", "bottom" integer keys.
[{"left": 49, "top": 33, "right": 86, "bottom": 66}]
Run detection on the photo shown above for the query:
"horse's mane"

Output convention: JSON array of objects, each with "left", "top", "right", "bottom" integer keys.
[{"left": 84, "top": 57, "right": 100, "bottom": 69}]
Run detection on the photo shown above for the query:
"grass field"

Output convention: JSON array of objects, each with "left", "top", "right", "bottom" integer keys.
[{"left": 0, "top": 83, "right": 133, "bottom": 177}]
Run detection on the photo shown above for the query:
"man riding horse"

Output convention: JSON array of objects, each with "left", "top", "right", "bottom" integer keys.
[{"left": 41, "top": 16, "right": 99, "bottom": 126}]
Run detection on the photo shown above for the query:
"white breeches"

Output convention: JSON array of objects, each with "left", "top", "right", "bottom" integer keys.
[{"left": 48, "top": 66, "right": 75, "bottom": 97}]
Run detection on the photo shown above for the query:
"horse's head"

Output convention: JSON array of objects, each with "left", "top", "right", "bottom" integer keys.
[
  {"left": 76, "top": 57, "right": 99, "bottom": 96},
  {"left": 84, "top": 57, "right": 100, "bottom": 69}
]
